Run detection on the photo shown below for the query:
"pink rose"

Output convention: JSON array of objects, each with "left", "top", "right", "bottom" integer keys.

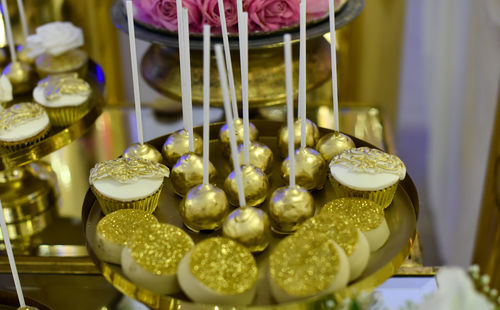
[
  {"left": 246, "top": 0, "right": 300, "bottom": 32},
  {"left": 306, "top": 0, "right": 328, "bottom": 19},
  {"left": 201, "top": 0, "right": 239, "bottom": 33}
]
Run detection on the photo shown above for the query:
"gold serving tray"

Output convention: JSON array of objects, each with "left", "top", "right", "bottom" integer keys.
[
  {"left": 83, "top": 120, "right": 418, "bottom": 310},
  {"left": 0, "top": 61, "right": 106, "bottom": 171}
]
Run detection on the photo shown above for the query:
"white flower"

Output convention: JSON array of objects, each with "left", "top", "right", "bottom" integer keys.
[
  {"left": 416, "top": 267, "right": 494, "bottom": 310},
  {"left": 0, "top": 75, "right": 13, "bottom": 103},
  {"left": 26, "top": 22, "right": 84, "bottom": 57}
]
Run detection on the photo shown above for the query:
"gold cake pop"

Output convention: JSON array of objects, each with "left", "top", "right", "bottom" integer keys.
[
  {"left": 170, "top": 152, "right": 216, "bottom": 197},
  {"left": 316, "top": 131, "right": 355, "bottom": 162},
  {"left": 278, "top": 118, "right": 319, "bottom": 157},
  {"left": 237, "top": 141, "right": 274, "bottom": 174},
  {"left": 223, "top": 206, "right": 270, "bottom": 252},
  {"left": 282, "top": 148, "right": 326, "bottom": 191},
  {"left": 224, "top": 165, "right": 269, "bottom": 207},
  {"left": 219, "top": 118, "right": 258, "bottom": 154},
  {"left": 123, "top": 143, "right": 163, "bottom": 163},
  {"left": 162, "top": 129, "right": 202, "bottom": 167},
  {"left": 2, "top": 61, "right": 34, "bottom": 94},
  {"left": 269, "top": 185, "right": 314, "bottom": 234}
]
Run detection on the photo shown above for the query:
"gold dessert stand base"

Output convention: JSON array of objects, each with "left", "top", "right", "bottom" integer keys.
[{"left": 83, "top": 120, "right": 418, "bottom": 309}]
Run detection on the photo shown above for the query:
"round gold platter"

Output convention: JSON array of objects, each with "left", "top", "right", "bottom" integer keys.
[
  {"left": 83, "top": 120, "right": 418, "bottom": 310},
  {"left": 0, "top": 61, "right": 106, "bottom": 171}
]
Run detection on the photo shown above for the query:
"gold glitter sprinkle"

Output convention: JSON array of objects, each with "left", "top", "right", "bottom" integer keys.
[
  {"left": 0, "top": 103, "right": 46, "bottom": 131},
  {"left": 270, "top": 230, "right": 340, "bottom": 296},
  {"left": 38, "top": 73, "right": 91, "bottom": 100},
  {"left": 96, "top": 209, "right": 158, "bottom": 245},
  {"left": 129, "top": 223, "right": 194, "bottom": 275},
  {"left": 299, "top": 213, "right": 358, "bottom": 256},
  {"left": 330, "top": 147, "right": 406, "bottom": 179},
  {"left": 321, "top": 198, "right": 384, "bottom": 231},
  {"left": 89, "top": 157, "right": 169, "bottom": 184},
  {"left": 190, "top": 237, "right": 258, "bottom": 294}
]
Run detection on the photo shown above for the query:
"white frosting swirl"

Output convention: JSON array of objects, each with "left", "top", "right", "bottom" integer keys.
[
  {"left": 27, "top": 22, "right": 84, "bottom": 57},
  {"left": 0, "top": 75, "right": 13, "bottom": 103}
]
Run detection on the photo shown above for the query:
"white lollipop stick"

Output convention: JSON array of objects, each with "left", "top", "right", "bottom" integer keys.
[
  {"left": 16, "top": 0, "right": 28, "bottom": 40},
  {"left": 202, "top": 25, "right": 211, "bottom": 185},
  {"left": 217, "top": 0, "right": 239, "bottom": 120},
  {"left": 0, "top": 201, "right": 26, "bottom": 308},
  {"left": 2, "top": 0, "right": 17, "bottom": 62},
  {"left": 239, "top": 13, "right": 250, "bottom": 166},
  {"left": 182, "top": 8, "right": 194, "bottom": 152},
  {"left": 284, "top": 34, "right": 295, "bottom": 187},
  {"left": 126, "top": 1, "right": 144, "bottom": 145},
  {"left": 176, "top": 0, "right": 189, "bottom": 132},
  {"left": 298, "top": 0, "right": 306, "bottom": 150},
  {"left": 328, "top": 0, "right": 339, "bottom": 132},
  {"left": 215, "top": 44, "right": 246, "bottom": 207}
]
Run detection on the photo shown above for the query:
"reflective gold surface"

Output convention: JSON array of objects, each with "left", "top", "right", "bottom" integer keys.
[
  {"left": 122, "top": 143, "right": 163, "bottom": 163},
  {"left": 171, "top": 152, "right": 216, "bottom": 197},
  {"left": 278, "top": 118, "right": 320, "bottom": 157},
  {"left": 162, "top": 130, "right": 203, "bottom": 168},
  {"left": 2, "top": 61, "right": 35, "bottom": 94},
  {"left": 219, "top": 118, "right": 259, "bottom": 155},
  {"left": 237, "top": 141, "right": 274, "bottom": 174},
  {"left": 268, "top": 185, "right": 315, "bottom": 234},
  {"left": 222, "top": 207, "right": 271, "bottom": 253},
  {"left": 84, "top": 120, "right": 418, "bottom": 309},
  {"left": 316, "top": 131, "right": 355, "bottom": 162},
  {"left": 224, "top": 165, "right": 269, "bottom": 207},
  {"left": 281, "top": 148, "right": 327, "bottom": 191}
]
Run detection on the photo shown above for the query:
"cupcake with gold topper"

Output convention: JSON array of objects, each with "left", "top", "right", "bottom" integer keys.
[
  {"left": 177, "top": 237, "right": 258, "bottom": 305},
  {"left": 121, "top": 223, "right": 194, "bottom": 295},
  {"left": 329, "top": 147, "right": 406, "bottom": 209},
  {"left": 0, "top": 102, "right": 50, "bottom": 150},
  {"left": 89, "top": 157, "right": 169, "bottom": 214},
  {"left": 33, "top": 73, "right": 92, "bottom": 126},
  {"left": 27, "top": 22, "right": 88, "bottom": 78}
]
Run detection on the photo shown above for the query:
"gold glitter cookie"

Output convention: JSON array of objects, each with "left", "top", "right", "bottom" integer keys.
[
  {"left": 121, "top": 223, "right": 194, "bottom": 295},
  {"left": 321, "top": 198, "right": 390, "bottom": 252},
  {"left": 269, "top": 230, "right": 350, "bottom": 302},
  {"left": 177, "top": 237, "right": 258, "bottom": 306},
  {"left": 94, "top": 209, "right": 158, "bottom": 264}
]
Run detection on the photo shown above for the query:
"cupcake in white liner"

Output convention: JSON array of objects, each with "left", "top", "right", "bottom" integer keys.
[
  {"left": 94, "top": 209, "right": 158, "bottom": 265},
  {"left": 89, "top": 157, "right": 169, "bottom": 214},
  {"left": 321, "top": 198, "right": 390, "bottom": 252},
  {"left": 329, "top": 147, "right": 406, "bottom": 209},
  {"left": 121, "top": 223, "right": 194, "bottom": 295},
  {"left": 0, "top": 102, "right": 50, "bottom": 150},
  {"left": 177, "top": 237, "right": 258, "bottom": 306},
  {"left": 269, "top": 230, "right": 350, "bottom": 303},
  {"left": 299, "top": 213, "right": 370, "bottom": 281},
  {"left": 33, "top": 73, "right": 92, "bottom": 126}
]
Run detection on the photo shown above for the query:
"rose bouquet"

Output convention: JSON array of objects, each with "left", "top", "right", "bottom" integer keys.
[{"left": 132, "top": 0, "right": 344, "bottom": 34}]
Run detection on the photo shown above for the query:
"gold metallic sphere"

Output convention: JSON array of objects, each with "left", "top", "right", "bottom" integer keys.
[
  {"left": 237, "top": 141, "right": 274, "bottom": 174},
  {"left": 171, "top": 152, "right": 216, "bottom": 197},
  {"left": 219, "top": 118, "right": 259, "bottom": 155},
  {"left": 2, "top": 61, "right": 34, "bottom": 94},
  {"left": 222, "top": 206, "right": 271, "bottom": 252},
  {"left": 278, "top": 118, "right": 319, "bottom": 157},
  {"left": 180, "top": 183, "right": 230, "bottom": 232},
  {"left": 316, "top": 132, "right": 355, "bottom": 163},
  {"left": 17, "top": 45, "right": 35, "bottom": 65},
  {"left": 123, "top": 143, "right": 163, "bottom": 163},
  {"left": 162, "top": 129, "right": 203, "bottom": 167},
  {"left": 224, "top": 165, "right": 269, "bottom": 207},
  {"left": 269, "top": 185, "right": 315, "bottom": 234},
  {"left": 282, "top": 148, "right": 327, "bottom": 191}
]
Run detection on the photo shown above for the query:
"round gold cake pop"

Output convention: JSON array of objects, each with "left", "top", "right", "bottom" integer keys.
[
  {"left": 316, "top": 132, "right": 355, "bottom": 162},
  {"left": 237, "top": 141, "right": 274, "bottom": 174},
  {"left": 2, "top": 61, "right": 34, "bottom": 94},
  {"left": 219, "top": 118, "right": 258, "bottom": 155},
  {"left": 17, "top": 45, "right": 35, "bottom": 65},
  {"left": 282, "top": 148, "right": 326, "bottom": 191},
  {"left": 222, "top": 206, "right": 271, "bottom": 252},
  {"left": 162, "top": 129, "right": 203, "bottom": 167},
  {"left": 224, "top": 165, "right": 268, "bottom": 207},
  {"left": 278, "top": 118, "right": 319, "bottom": 157},
  {"left": 269, "top": 185, "right": 315, "bottom": 234},
  {"left": 123, "top": 143, "right": 163, "bottom": 163},
  {"left": 180, "top": 184, "right": 230, "bottom": 232},
  {"left": 171, "top": 152, "right": 216, "bottom": 196}
]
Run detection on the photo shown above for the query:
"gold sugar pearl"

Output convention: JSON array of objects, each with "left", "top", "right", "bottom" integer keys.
[
  {"left": 299, "top": 213, "right": 358, "bottom": 256},
  {"left": 190, "top": 237, "right": 258, "bottom": 295},
  {"left": 97, "top": 209, "right": 158, "bottom": 245},
  {"left": 321, "top": 198, "right": 384, "bottom": 231},
  {"left": 130, "top": 223, "right": 194, "bottom": 275},
  {"left": 270, "top": 230, "right": 340, "bottom": 297}
]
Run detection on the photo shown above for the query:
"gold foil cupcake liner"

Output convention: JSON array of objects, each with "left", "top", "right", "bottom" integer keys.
[
  {"left": 329, "top": 176, "right": 398, "bottom": 209},
  {"left": 91, "top": 184, "right": 163, "bottom": 215},
  {"left": 0, "top": 125, "right": 51, "bottom": 151},
  {"left": 44, "top": 99, "right": 91, "bottom": 127}
]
